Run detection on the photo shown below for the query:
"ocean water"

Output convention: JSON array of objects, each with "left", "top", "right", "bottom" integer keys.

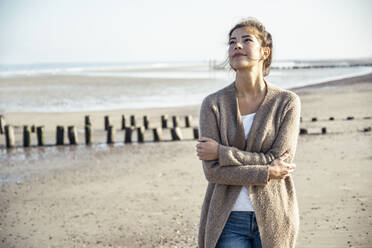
[{"left": 0, "top": 61, "right": 371, "bottom": 113}]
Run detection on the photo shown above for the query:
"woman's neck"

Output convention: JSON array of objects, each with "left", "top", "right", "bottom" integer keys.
[{"left": 235, "top": 69, "right": 266, "bottom": 98}]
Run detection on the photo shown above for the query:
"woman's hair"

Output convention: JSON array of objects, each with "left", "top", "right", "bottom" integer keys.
[{"left": 228, "top": 17, "right": 273, "bottom": 77}]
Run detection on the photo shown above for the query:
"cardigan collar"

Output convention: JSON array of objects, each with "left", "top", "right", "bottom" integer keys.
[{"left": 225, "top": 78, "right": 277, "bottom": 151}]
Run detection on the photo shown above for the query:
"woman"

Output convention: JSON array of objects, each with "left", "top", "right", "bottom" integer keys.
[{"left": 196, "top": 18, "right": 301, "bottom": 248}]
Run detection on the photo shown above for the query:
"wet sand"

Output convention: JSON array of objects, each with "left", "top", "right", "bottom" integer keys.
[{"left": 0, "top": 73, "right": 372, "bottom": 247}]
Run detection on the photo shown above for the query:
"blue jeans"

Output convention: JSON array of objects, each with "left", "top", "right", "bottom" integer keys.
[{"left": 216, "top": 211, "right": 263, "bottom": 248}]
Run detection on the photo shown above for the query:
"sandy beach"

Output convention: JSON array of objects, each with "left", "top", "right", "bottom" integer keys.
[{"left": 1, "top": 73, "right": 372, "bottom": 247}]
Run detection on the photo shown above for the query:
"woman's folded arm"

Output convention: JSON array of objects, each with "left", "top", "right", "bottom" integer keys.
[{"left": 202, "top": 160, "right": 270, "bottom": 185}]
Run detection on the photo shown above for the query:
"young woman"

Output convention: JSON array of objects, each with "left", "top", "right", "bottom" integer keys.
[{"left": 196, "top": 18, "right": 301, "bottom": 248}]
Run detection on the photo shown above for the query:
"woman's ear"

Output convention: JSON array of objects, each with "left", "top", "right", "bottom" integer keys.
[{"left": 263, "top": 47, "right": 270, "bottom": 60}]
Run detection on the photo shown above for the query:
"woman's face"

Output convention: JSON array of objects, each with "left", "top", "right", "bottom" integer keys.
[{"left": 228, "top": 27, "right": 266, "bottom": 71}]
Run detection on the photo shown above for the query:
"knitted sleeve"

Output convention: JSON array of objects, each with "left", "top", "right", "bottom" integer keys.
[
  {"left": 199, "top": 96, "right": 269, "bottom": 186},
  {"left": 218, "top": 94, "right": 301, "bottom": 166}
]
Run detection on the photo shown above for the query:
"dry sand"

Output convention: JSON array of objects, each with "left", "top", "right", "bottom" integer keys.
[{"left": 1, "top": 73, "right": 372, "bottom": 247}]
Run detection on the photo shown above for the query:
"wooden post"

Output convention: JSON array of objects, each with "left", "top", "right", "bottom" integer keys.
[
  {"left": 85, "top": 115, "right": 91, "bottom": 126},
  {"left": 311, "top": 117, "right": 317, "bottom": 122},
  {"left": 137, "top": 127, "right": 145, "bottom": 143},
  {"left": 121, "top": 115, "right": 126, "bottom": 130},
  {"left": 107, "top": 125, "right": 115, "bottom": 144},
  {"left": 0, "top": 115, "right": 5, "bottom": 134},
  {"left": 124, "top": 127, "right": 133, "bottom": 143},
  {"left": 172, "top": 116, "right": 179, "bottom": 128},
  {"left": 329, "top": 117, "right": 334, "bottom": 121},
  {"left": 193, "top": 127, "right": 199, "bottom": 139},
  {"left": 104, "top": 116, "right": 110, "bottom": 130},
  {"left": 321, "top": 127, "right": 327, "bottom": 134},
  {"left": 23, "top": 125, "right": 31, "bottom": 147},
  {"left": 185, "top": 115, "right": 192, "bottom": 128},
  {"left": 143, "top": 116, "right": 149, "bottom": 130},
  {"left": 36, "top": 126, "right": 44, "bottom": 146},
  {"left": 171, "top": 127, "right": 182, "bottom": 141},
  {"left": 130, "top": 115, "right": 136, "bottom": 127},
  {"left": 300, "top": 128, "right": 308, "bottom": 135},
  {"left": 5, "top": 125, "right": 15, "bottom": 148},
  {"left": 363, "top": 127, "right": 371, "bottom": 132},
  {"left": 68, "top": 126, "right": 78, "bottom": 145},
  {"left": 161, "top": 115, "right": 168, "bottom": 128},
  {"left": 153, "top": 128, "right": 162, "bottom": 142},
  {"left": 346, "top": 116, "right": 354, "bottom": 120},
  {"left": 31, "top": 125, "right": 36, "bottom": 133},
  {"left": 56, "top": 126, "right": 64, "bottom": 145},
  {"left": 85, "top": 124, "right": 92, "bottom": 145}
]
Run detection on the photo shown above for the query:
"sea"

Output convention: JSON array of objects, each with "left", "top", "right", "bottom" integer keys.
[{"left": 1, "top": 60, "right": 372, "bottom": 113}]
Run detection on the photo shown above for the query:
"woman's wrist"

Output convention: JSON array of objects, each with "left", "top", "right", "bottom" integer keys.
[{"left": 267, "top": 166, "right": 272, "bottom": 181}]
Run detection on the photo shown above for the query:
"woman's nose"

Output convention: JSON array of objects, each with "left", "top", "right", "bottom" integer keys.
[{"left": 234, "top": 42, "right": 243, "bottom": 49}]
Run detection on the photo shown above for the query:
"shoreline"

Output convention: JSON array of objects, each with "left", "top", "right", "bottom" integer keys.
[
  {"left": 2, "top": 72, "right": 372, "bottom": 117},
  {"left": 289, "top": 71, "right": 372, "bottom": 92}
]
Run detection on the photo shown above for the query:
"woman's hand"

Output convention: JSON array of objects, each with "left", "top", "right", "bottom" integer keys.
[
  {"left": 268, "top": 151, "right": 296, "bottom": 180},
  {"left": 196, "top": 137, "right": 219, "bottom": 161}
]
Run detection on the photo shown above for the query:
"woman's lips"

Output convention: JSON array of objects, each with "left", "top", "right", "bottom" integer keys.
[{"left": 233, "top": 54, "right": 246, "bottom": 58}]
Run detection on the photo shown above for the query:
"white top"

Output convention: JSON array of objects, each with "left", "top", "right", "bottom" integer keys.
[{"left": 232, "top": 112, "right": 256, "bottom": 212}]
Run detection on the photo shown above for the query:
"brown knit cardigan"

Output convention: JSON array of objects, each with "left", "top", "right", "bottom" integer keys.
[{"left": 198, "top": 80, "right": 301, "bottom": 248}]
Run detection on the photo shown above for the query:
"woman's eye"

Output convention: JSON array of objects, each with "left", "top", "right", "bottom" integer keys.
[
  {"left": 244, "top": 38, "right": 252, "bottom": 42},
  {"left": 229, "top": 41, "right": 235, "bottom": 45}
]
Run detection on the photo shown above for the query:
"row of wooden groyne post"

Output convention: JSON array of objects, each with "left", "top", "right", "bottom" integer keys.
[
  {"left": 0, "top": 114, "right": 199, "bottom": 149},
  {"left": 1, "top": 114, "right": 371, "bottom": 149},
  {"left": 299, "top": 115, "right": 372, "bottom": 134},
  {"left": 300, "top": 116, "right": 371, "bottom": 122}
]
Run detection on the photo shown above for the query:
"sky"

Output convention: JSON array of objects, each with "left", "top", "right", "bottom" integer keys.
[{"left": 0, "top": 0, "right": 371, "bottom": 64}]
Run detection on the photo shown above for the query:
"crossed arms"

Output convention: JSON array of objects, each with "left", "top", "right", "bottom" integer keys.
[{"left": 198, "top": 95, "right": 301, "bottom": 185}]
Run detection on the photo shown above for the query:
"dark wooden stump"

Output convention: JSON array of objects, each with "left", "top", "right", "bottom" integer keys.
[
  {"left": 172, "top": 116, "right": 179, "bottom": 128},
  {"left": 85, "top": 115, "right": 91, "bottom": 126},
  {"left": 23, "top": 125, "right": 31, "bottom": 147},
  {"left": 152, "top": 128, "right": 162, "bottom": 142},
  {"left": 321, "top": 127, "right": 327, "bottom": 134},
  {"left": 137, "top": 127, "right": 145, "bottom": 143},
  {"left": 346, "top": 116, "right": 354, "bottom": 120},
  {"left": 68, "top": 126, "right": 78, "bottom": 145},
  {"left": 5, "top": 125, "right": 15, "bottom": 148},
  {"left": 329, "top": 117, "right": 334, "bottom": 121},
  {"left": 161, "top": 115, "right": 168, "bottom": 128},
  {"left": 124, "top": 127, "right": 133, "bottom": 143},
  {"left": 104, "top": 116, "right": 110, "bottom": 130},
  {"left": 130, "top": 115, "right": 136, "bottom": 127},
  {"left": 143, "top": 116, "right": 149, "bottom": 130},
  {"left": 0, "top": 115, "right": 5, "bottom": 134},
  {"left": 171, "top": 127, "right": 182, "bottom": 141},
  {"left": 85, "top": 124, "right": 92, "bottom": 145},
  {"left": 193, "top": 127, "right": 199, "bottom": 139},
  {"left": 56, "top": 126, "right": 64, "bottom": 145},
  {"left": 363, "top": 127, "right": 371, "bottom": 132},
  {"left": 121, "top": 115, "right": 126, "bottom": 130},
  {"left": 185, "top": 115, "right": 192, "bottom": 128},
  {"left": 311, "top": 117, "right": 317, "bottom": 122},
  {"left": 36, "top": 126, "right": 45, "bottom": 146},
  {"left": 299, "top": 128, "right": 308, "bottom": 135},
  {"left": 107, "top": 125, "right": 115, "bottom": 144},
  {"left": 31, "top": 125, "right": 36, "bottom": 133}
]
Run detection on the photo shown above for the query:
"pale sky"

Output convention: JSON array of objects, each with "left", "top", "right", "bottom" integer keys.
[{"left": 0, "top": 0, "right": 371, "bottom": 64}]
